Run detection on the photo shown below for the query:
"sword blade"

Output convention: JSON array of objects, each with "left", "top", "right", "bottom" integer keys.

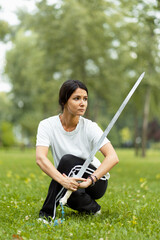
[{"left": 75, "top": 72, "right": 145, "bottom": 178}]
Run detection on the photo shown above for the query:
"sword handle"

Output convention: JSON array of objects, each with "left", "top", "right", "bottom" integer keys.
[{"left": 60, "top": 190, "right": 72, "bottom": 205}]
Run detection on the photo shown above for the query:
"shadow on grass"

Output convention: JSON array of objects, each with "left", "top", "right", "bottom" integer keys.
[{"left": 62, "top": 207, "right": 120, "bottom": 222}]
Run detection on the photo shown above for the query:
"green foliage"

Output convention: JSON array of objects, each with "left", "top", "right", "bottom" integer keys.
[
  {"left": 0, "top": 148, "right": 160, "bottom": 239},
  {"left": 108, "top": 126, "right": 121, "bottom": 148},
  {"left": 0, "top": 122, "right": 15, "bottom": 147},
  {"left": 120, "top": 127, "right": 132, "bottom": 144},
  {"left": 0, "top": 19, "right": 10, "bottom": 41},
  {"left": 4, "top": 0, "right": 160, "bottom": 150},
  {"left": 0, "top": 92, "right": 13, "bottom": 123},
  {"left": 0, "top": 6, "right": 10, "bottom": 41}
]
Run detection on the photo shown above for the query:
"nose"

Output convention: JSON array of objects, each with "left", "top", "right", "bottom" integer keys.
[{"left": 80, "top": 99, "right": 85, "bottom": 106}]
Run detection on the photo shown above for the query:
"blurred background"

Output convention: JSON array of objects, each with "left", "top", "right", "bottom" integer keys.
[{"left": 0, "top": 0, "right": 160, "bottom": 157}]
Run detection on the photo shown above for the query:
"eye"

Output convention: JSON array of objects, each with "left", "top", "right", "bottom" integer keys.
[
  {"left": 74, "top": 97, "right": 80, "bottom": 100},
  {"left": 84, "top": 97, "right": 88, "bottom": 101}
]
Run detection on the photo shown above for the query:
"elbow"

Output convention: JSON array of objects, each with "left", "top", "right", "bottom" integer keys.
[
  {"left": 115, "top": 156, "right": 119, "bottom": 165},
  {"left": 36, "top": 155, "right": 43, "bottom": 167},
  {"left": 115, "top": 157, "right": 119, "bottom": 165},
  {"left": 113, "top": 155, "right": 119, "bottom": 166}
]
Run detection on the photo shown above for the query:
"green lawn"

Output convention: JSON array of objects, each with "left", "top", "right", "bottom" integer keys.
[{"left": 0, "top": 148, "right": 160, "bottom": 240}]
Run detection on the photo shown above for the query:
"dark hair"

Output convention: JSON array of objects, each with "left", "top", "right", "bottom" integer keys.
[{"left": 59, "top": 80, "right": 88, "bottom": 111}]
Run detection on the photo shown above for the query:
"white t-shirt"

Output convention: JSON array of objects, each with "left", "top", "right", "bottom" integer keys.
[{"left": 36, "top": 115, "right": 110, "bottom": 179}]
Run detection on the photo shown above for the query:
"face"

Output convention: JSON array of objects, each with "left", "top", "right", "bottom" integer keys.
[{"left": 64, "top": 88, "right": 88, "bottom": 116}]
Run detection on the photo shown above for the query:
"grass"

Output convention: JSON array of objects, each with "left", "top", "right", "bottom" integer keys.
[{"left": 0, "top": 148, "right": 160, "bottom": 240}]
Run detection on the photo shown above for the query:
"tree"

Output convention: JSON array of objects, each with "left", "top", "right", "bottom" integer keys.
[
  {"left": 4, "top": 0, "right": 160, "bottom": 152},
  {"left": 133, "top": 1, "right": 160, "bottom": 156},
  {"left": 108, "top": 0, "right": 160, "bottom": 156},
  {"left": 0, "top": 121, "right": 15, "bottom": 147},
  {"left": 148, "top": 119, "right": 160, "bottom": 142},
  {"left": 0, "top": 6, "right": 11, "bottom": 42},
  {"left": 0, "top": 92, "right": 13, "bottom": 124},
  {"left": 5, "top": 0, "right": 119, "bottom": 140},
  {"left": 5, "top": 30, "right": 46, "bottom": 141}
]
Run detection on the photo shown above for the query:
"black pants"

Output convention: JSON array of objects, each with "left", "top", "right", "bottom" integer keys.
[{"left": 39, "top": 154, "right": 108, "bottom": 220}]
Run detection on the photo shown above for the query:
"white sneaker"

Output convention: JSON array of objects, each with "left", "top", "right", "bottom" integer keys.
[
  {"left": 37, "top": 218, "right": 50, "bottom": 224},
  {"left": 94, "top": 209, "right": 101, "bottom": 216}
]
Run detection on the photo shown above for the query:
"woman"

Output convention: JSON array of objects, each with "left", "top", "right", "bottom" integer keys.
[{"left": 36, "top": 80, "right": 119, "bottom": 221}]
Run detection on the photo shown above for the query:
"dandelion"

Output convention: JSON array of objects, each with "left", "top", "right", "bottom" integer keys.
[
  {"left": 30, "top": 173, "right": 35, "bottom": 179},
  {"left": 156, "top": 173, "right": 160, "bottom": 180},
  {"left": 15, "top": 174, "right": 20, "bottom": 179},
  {"left": 140, "top": 178, "right": 148, "bottom": 190},
  {"left": 139, "top": 177, "right": 146, "bottom": 183},
  {"left": 7, "top": 171, "right": 12, "bottom": 178},
  {"left": 24, "top": 178, "right": 31, "bottom": 184},
  {"left": 130, "top": 215, "right": 137, "bottom": 225},
  {"left": 132, "top": 215, "right": 137, "bottom": 224}
]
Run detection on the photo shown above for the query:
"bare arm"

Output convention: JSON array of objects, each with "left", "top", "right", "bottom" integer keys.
[
  {"left": 79, "top": 142, "right": 119, "bottom": 188},
  {"left": 92, "top": 142, "right": 119, "bottom": 179},
  {"left": 36, "top": 146, "right": 86, "bottom": 191}
]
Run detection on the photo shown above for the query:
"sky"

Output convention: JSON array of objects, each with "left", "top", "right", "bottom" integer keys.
[{"left": 0, "top": 0, "right": 37, "bottom": 92}]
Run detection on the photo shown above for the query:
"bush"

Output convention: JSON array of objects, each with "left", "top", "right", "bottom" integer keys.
[{"left": 0, "top": 121, "right": 15, "bottom": 147}]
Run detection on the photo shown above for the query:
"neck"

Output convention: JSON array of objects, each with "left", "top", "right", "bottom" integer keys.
[{"left": 60, "top": 112, "right": 80, "bottom": 132}]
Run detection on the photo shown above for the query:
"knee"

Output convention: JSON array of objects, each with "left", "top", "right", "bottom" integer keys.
[
  {"left": 57, "top": 154, "right": 77, "bottom": 172},
  {"left": 61, "top": 154, "right": 74, "bottom": 163},
  {"left": 67, "top": 189, "right": 100, "bottom": 213}
]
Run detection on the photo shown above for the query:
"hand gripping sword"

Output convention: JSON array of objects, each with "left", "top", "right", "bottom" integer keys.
[{"left": 60, "top": 72, "right": 145, "bottom": 205}]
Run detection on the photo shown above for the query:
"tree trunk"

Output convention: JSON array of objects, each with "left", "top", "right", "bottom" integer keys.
[
  {"left": 141, "top": 86, "right": 151, "bottom": 157},
  {"left": 134, "top": 113, "right": 140, "bottom": 156}
]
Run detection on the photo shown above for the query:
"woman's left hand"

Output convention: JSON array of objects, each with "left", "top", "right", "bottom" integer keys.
[{"left": 78, "top": 178, "right": 92, "bottom": 188}]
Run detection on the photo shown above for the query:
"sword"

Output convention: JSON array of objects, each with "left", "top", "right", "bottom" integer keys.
[{"left": 60, "top": 72, "right": 145, "bottom": 205}]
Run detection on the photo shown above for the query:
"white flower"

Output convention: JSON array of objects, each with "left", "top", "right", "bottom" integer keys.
[{"left": 25, "top": 216, "right": 29, "bottom": 220}]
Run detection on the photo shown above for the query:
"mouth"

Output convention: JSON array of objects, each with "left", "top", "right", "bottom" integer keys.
[{"left": 78, "top": 109, "right": 85, "bottom": 111}]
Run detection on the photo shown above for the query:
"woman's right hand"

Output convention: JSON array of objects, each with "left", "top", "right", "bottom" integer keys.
[{"left": 61, "top": 173, "right": 86, "bottom": 191}]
